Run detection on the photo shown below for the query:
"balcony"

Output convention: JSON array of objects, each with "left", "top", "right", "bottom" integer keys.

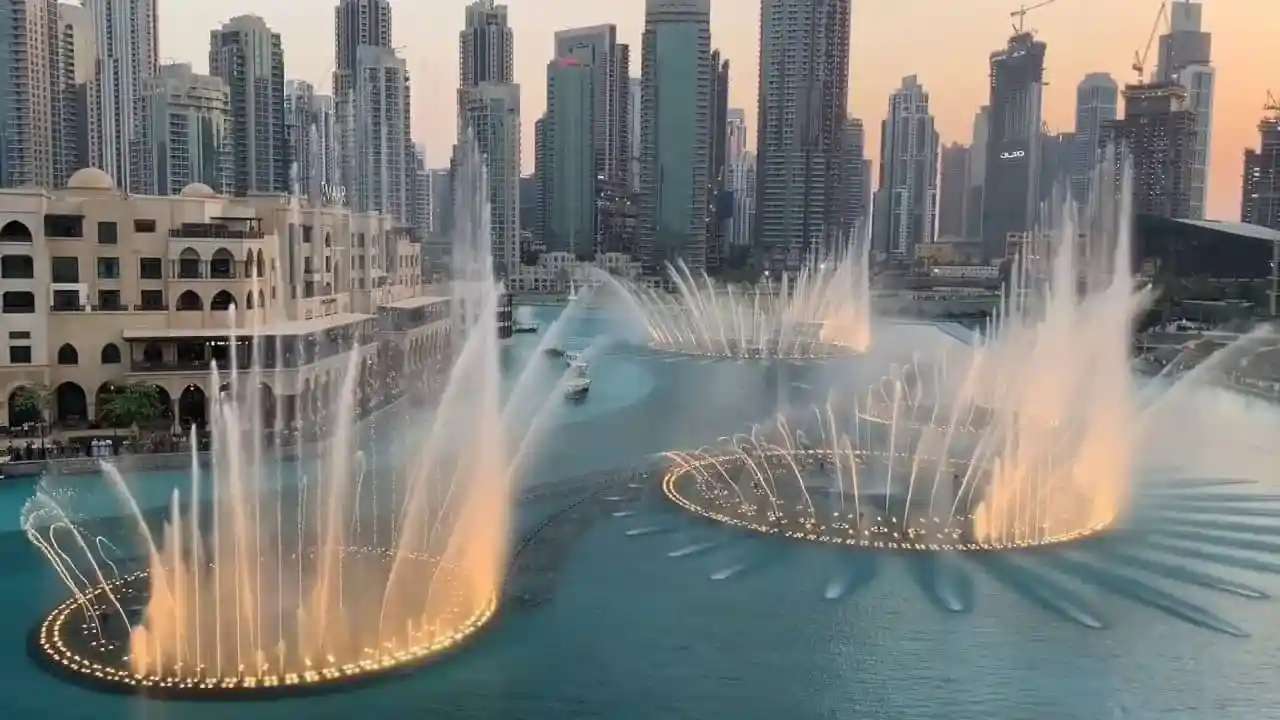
[
  {"left": 130, "top": 359, "right": 212, "bottom": 374},
  {"left": 169, "top": 227, "right": 265, "bottom": 240}
]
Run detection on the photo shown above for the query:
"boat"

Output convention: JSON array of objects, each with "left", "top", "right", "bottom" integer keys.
[
  {"left": 564, "top": 352, "right": 588, "bottom": 372},
  {"left": 564, "top": 362, "right": 590, "bottom": 400},
  {"left": 544, "top": 347, "right": 566, "bottom": 358},
  {"left": 513, "top": 322, "right": 539, "bottom": 333}
]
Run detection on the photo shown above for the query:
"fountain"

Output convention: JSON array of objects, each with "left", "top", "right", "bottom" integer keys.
[
  {"left": 22, "top": 141, "right": 551, "bottom": 697},
  {"left": 664, "top": 160, "right": 1146, "bottom": 552},
  {"left": 600, "top": 236, "right": 872, "bottom": 360}
]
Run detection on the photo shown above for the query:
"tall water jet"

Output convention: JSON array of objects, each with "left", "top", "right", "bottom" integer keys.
[
  {"left": 663, "top": 154, "right": 1150, "bottom": 551},
  {"left": 23, "top": 139, "right": 548, "bottom": 697},
  {"left": 599, "top": 234, "right": 872, "bottom": 359}
]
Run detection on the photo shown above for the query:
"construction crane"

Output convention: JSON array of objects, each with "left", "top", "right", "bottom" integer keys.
[
  {"left": 1266, "top": 90, "right": 1279, "bottom": 116},
  {"left": 1010, "top": 0, "right": 1059, "bottom": 34},
  {"left": 1132, "top": 1, "right": 1169, "bottom": 83}
]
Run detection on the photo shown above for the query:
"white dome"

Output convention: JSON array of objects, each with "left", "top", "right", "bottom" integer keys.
[
  {"left": 66, "top": 167, "right": 115, "bottom": 190},
  {"left": 179, "top": 182, "right": 218, "bottom": 198}
]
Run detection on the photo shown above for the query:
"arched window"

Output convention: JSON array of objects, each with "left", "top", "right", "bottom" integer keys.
[
  {"left": 56, "top": 343, "right": 79, "bottom": 365},
  {"left": 210, "top": 290, "right": 236, "bottom": 311},
  {"left": 256, "top": 249, "right": 265, "bottom": 278},
  {"left": 100, "top": 343, "right": 121, "bottom": 364},
  {"left": 209, "top": 248, "right": 235, "bottom": 279},
  {"left": 245, "top": 291, "right": 255, "bottom": 309},
  {"left": 0, "top": 220, "right": 33, "bottom": 242},
  {"left": 178, "top": 247, "right": 202, "bottom": 279},
  {"left": 175, "top": 290, "right": 203, "bottom": 311}
]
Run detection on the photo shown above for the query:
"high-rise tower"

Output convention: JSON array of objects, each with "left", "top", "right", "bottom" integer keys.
[
  {"left": 938, "top": 143, "right": 969, "bottom": 240},
  {"left": 210, "top": 15, "right": 288, "bottom": 196},
  {"left": 0, "top": 0, "right": 78, "bottom": 188},
  {"left": 1103, "top": 82, "right": 1197, "bottom": 219},
  {"left": 333, "top": 0, "right": 393, "bottom": 200},
  {"left": 1242, "top": 109, "right": 1279, "bottom": 231},
  {"left": 84, "top": 0, "right": 157, "bottom": 192},
  {"left": 145, "top": 63, "right": 232, "bottom": 195},
  {"left": 456, "top": 0, "right": 519, "bottom": 275},
  {"left": 754, "top": 0, "right": 851, "bottom": 272},
  {"left": 1071, "top": 73, "right": 1118, "bottom": 206},
  {"left": 1156, "top": 0, "right": 1213, "bottom": 219},
  {"left": 980, "top": 32, "right": 1045, "bottom": 261},
  {"left": 873, "top": 75, "right": 939, "bottom": 258},
  {"left": 637, "top": 0, "right": 712, "bottom": 277}
]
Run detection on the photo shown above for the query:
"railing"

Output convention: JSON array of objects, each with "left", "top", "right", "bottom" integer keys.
[
  {"left": 129, "top": 359, "right": 212, "bottom": 373},
  {"left": 49, "top": 304, "right": 86, "bottom": 312},
  {"left": 132, "top": 303, "right": 167, "bottom": 311},
  {"left": 169, "top": 228, "right": 265, "bottom": 240}
]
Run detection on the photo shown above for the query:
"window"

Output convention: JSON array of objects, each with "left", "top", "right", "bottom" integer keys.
[
  {"left": 51, "top": 289, "right": 81, "bottom": 310},
  {"left": 8, "top": 331, "right": 30, "bottom": 339},
  {"left": 97, "top": 289, "right": 123, "bottom": 311},
  {"left": 139, "top": 290, "right": 165, "bottom": 310},
  {"left": 0, "top": 254, "right": 33, "bottom": 278},
  {"left": 96, "top": 256, "right": 120, "bottom": 279},
  {"left": 139, "top": 256, "right": 163, "bottom": 279},
  {"left": 97, "top": 221, "right": 118, "bottom": 244},
  {"left": 133, "top": 219, "right": 156, "bottom": 233},
  {"left": 50, "top": 256, "right": 79, "bottom": 282},
  {"left": 8, "top": 345, "right": 31, "bottom": 364},
  {"left": 43, "top": 214, "right": 83, "bottom": 238},
  {"left": 1, "top": 291, "right": 34, "bottom": 313}
]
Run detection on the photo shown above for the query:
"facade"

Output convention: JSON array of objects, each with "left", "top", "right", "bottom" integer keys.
[
  {"left": 59, "top": 2, "right": 97, "bottom": 182},
  {"left": 705, "top": 49, "right": 730, "bottom": 273},
  {"left": 938, "top": 143, "right": 969, "bottom": 239},
  {"left": 456, "top": 82, "right": 521, "bottom": 276},
  {"left": 966, "top": 106, "right": 988, "bottom": 242},
  {"left": 284, "top": 81, "right": 341, "bottom": 202},
  {"left": 1242, "top": 115, "right": 1279, "bottom": 230},
  {"left": 726, "top": 108, "right": 747, "bottom": 166},
  {"left": 637, "top": 0, "right": 712, "bottom": 277},
  {"left": 0, "top": 166, "right": 443, "bottom": 432},
  {"left": 874, "top": 75, "right": 939, "bottom": 259},
  {"left": 1039, "top": 131, "right": 1074, "bottom": 208},
  {"left": 628, "top": 76, "right": 641, "bottom": 192},
  {"left": 144, "top": 64, "right": 232, "bottom": 197},
  {"left": 1103, "top": 82, "right": 1197, "bottom": 220},
  {"left": 1156, "top": 0, "right": 1214, "bottom": 220},
  {"left": 553, "top": 25, "right": 631, "bottom": 189},
  {"left": 542, "top": 57, "right": 596, "bottom": 257},
  {"left": 411, "top": 142, "right": 429, "bottom": 239},
  {"left": 754, "top": 0, "right": 852, "bottom": 272},
  {"left": 1071, "top": 73, "right": 1118, "bottom": 206},
  {"left": 835, "top": 117, "right": 868, "bottom": 238},
  {"left": 209, "top": 15, "right": 288, "bottom": 196},
  {"left": 0, "top": 0, "right": 77, "bottom": 189},
  {"left": 981, "top": 32, "right": 1046, "bottom": 261},
  {"left": 726, "top": 152, "right": 756, "bottom": 250},
  {"left": 351, "top": 45, "right": 411, "bottom": 225},
  {"left": 332, "top": 0, "right": 393, "bottom": 207},
  {"left": 85, "top": 0, "right": 157, "bottom": 193}
]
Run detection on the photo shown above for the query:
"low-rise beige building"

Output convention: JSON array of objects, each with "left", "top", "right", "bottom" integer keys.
[{"left": 0, "top": 167, "right": 446, "bottom": 433}]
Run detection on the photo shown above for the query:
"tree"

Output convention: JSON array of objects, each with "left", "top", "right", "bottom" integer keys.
[
  {"left": 10, "top": 383, "right": 51, "bottom": 424},
  {"left": 97, "top": 383, "right": 161, "bottom": 430}
]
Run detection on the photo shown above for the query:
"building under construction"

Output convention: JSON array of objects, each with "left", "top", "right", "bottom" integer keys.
[
  {"left": 1242, "top": 106, "right": 1280, "bottom": 231},
  {"left": 1102, "top": 81, "right": 1198, "bottom": 219}
]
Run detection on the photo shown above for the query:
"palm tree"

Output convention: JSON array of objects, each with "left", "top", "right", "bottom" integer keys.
[
  {"left": 10, "top": 383, "right": 51, "bottom": 424},
  {"left": 97, "top": 383, "right": 161, "bottom": 432}
]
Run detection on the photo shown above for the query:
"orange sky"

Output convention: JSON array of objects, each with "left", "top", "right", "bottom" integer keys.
[{"left": 159, "top": 0, "right": 1276, "bottom": 220}]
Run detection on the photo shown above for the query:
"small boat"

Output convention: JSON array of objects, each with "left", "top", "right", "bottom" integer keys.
[
  {"left": 544, "top": 347, "right": 566, "bottom": 357},
  {"left": 513, "top": 322, "right": 539, "bottom": 333},
  {"left": 564, "top": 376, "right": 591, "bottom": 400}
]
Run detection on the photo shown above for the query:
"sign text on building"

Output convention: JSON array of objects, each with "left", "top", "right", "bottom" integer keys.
[
  {"left": 320, "top": 183, "right": 347, "bottom": 206},
  {"left": 1000, "top": 150, "right": 1025, "bottom": 159}
]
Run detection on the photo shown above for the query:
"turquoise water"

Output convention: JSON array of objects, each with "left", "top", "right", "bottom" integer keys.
[{"left": 2, "top": 306, "right": 1279, "bottom": 718}]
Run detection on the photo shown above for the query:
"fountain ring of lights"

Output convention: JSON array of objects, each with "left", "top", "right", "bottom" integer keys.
[
  {"left": 662, "top": 448, "right": 1112, "bottom": 552},
  {"left": 646, "top": 338, "right": 863, "bottom": 361},
  {"left": 30, "top": 549, "right": 497, "bottom": 699}
]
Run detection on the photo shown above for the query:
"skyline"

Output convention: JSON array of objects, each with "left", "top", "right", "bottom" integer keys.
[{"left": 154, "top": 0, "right": 1275, "bottom": 221}]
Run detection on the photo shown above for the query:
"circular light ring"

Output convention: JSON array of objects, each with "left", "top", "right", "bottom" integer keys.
[
  {"left": 662, "top": 448, "right": 1112, "bottom": 552},
  {"left": 31, "top": 555, "right": 497, "bottom": 699},
  {"left": 646, "top": 340, "right": 863, "bottom": 361}
]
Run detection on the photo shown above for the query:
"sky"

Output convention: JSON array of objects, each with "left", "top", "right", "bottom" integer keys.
[{"left": 157, "top": 0, "right": 1277, "bottom": 221}]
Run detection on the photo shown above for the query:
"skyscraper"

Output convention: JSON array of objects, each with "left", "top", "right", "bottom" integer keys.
[
  {"left": 1156, "top": 0, "right": 1214, "bottom": 219},
  {"left": 85, "top": 0, "right": 157, "bottom": 192},
  {"left": 553, "top": 25, "right": 631, "bottom": 188},
  {"left": 351, "top": 46, "right": 412, "bottom": 223},
  {"left": 938, "top": 143, "right": 969, "bottom": 240},
  {"left": 706, "top": 49, "right": 730, "bottom": 272},
  {"left": 1241, "top": 112, "right": 1279, "bottom": 230},
  {"left": 541, "top": 57, "right": 596, "bottom": 256},
  {"left": 209, "top": 15, "right": 288, "bottom": 196},
  {"left": 1071, "top": 73, "right": 1118, "bottom": 206},
  {"left": 0, "top": 0, "right": 77, "bottom": 188},
  {"left": 874, "top": 75, "right": 939, "bottom": 259},
  {"left": 628, "top": 76, "right": 641, "bottom": 191},
  {"left": 981, "top": 32, "right": 1046, "bottom": 261},
  {"left": 835, "top": 117, "right": 868, "bottom": 237},
  {"left": 755, "top": 0, "right": 852, "bottom": 271},
  {"left": 637, "top": 0, "right": 712, "bottom": 276},
  {"left": 1103, "top": 82, "right": 1197, "bottom": 219},
  {"left": 332, "top": 0, "right": 395, "bottom": 205},
  {"left": 726, "top": 108, "right": 747, "bottom": 166},
  {"left": 145, "top": 63, "right": 232, "bottom": 195},
  {"left": 1039, "top": 131, "right": 1074, "bottom": 207},
  {"left": 59, "top": 1, "right": 97, "bottom": 178},
  {"left": 285, "top": 81, "right": 340, "bottom": 202},
  {"left": 457, "top": 0, "right": 519, "bottom": 276},
  {"left": 966, "top": 106, "right": 989, "bottom": 241}
]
